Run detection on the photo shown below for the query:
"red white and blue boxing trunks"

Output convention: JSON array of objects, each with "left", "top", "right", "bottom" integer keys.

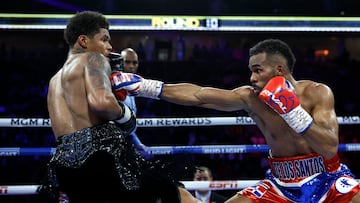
[{"left": 239, "top": 153, "right": 360, "bottom": 203}]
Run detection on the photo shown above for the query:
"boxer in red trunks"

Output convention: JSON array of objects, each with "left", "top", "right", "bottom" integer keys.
[{"left": 111, "top": 38, "right": 360, "bottom": 202}]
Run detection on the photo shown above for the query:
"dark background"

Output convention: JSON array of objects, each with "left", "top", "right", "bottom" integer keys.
[
  {"left": 2, "top": 0, "right": 360, "bottom": 16},
  {"left": 1, "top": 0, "right": 360, "bottom": 202}
]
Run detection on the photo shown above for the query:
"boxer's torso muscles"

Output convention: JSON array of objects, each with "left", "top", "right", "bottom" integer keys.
[
  {"left": 48, "top": 53, "right": 105, "bottom": 138},
  {"left": 245, "top": 81, "right": 318, "bottom": 158}
]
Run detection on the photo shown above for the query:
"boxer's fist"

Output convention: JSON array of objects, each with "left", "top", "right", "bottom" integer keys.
[
  {"left": 110, "top": 70, "right": 130, "bottom": 101},
  {"left": 113, "top": 89, "right": 128, "bottom": 101},
  {"left": 259, "top": 76, "right": 298, "bottom": 114},
  {"left": 110, "top": 71, "right": 164, "bottom": 100},
  {"left": 110, "top": 71, "right": 142, "bottom": 96},
  {"left": 114, "top": 102, "right": 136, "bottom": 135},
  {"left": 109, "top": 52, "right": 123, "bottom": 71},
  {"left": 259, "top": 76, "right": 313, "bottom": 134}
]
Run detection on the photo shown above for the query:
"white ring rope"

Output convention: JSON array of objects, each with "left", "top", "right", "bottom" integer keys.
[
  {"left": 2, "top": 179, "right": 360, "bottom": 195},
  {"left": 0, "top": 116, "right": 360, "bottom": 127},
  {"left": 0, "top": 181, "right": 279, "bottom": 195},
  {"left": 1, "top": 182, "right": 238, "bottom": 195}
]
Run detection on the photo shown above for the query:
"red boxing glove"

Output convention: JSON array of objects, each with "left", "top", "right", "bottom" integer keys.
[
  {"left": 110, "top": 71, "right": 142, "bottom": 96},
  {"left": 110, "top": 71, "right": 129, "bottom": 101},
  {"left": 113, "top": 89, "right": 128, "bottom": 101},
  {"left": 259, "top": 76, "right": 298, "bottom": 114},
  {"left": 259, "top": 76, "right": 313, "bottom": 134},
  {"left": 110, "top": 71, "right": 164, "bottom": 100}
]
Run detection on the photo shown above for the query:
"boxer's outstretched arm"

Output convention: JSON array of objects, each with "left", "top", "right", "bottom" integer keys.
[
  {"left": 161, "top": 83, "right": 251, "bottom": 112},
  {"left": 109, "top": 72, "right": 252, "bottom": 111}
]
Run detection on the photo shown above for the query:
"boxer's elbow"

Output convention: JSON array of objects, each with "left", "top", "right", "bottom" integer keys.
[{"left": 88, "top": 92, "right": 120, "bottom": 120}]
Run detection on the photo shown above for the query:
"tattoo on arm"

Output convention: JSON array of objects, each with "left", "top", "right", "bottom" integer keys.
[{"left": 87, "top": 52, "right": 111, "bottom": 90}]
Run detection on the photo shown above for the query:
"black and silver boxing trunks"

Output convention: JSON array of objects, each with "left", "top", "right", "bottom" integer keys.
[
  {"left": 38, "top": 122, "right": 184, "bottom": 203},
  {"left": 39, "top": 122, "right": 146, "bottom": 197}
]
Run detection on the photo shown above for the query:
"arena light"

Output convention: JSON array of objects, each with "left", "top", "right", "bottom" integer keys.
[
  {"left": 315, "top": 49, "right": 330, "bottom": 56},
  {"left": 1, "top": 13, "right": 360, "bottom": 32}
]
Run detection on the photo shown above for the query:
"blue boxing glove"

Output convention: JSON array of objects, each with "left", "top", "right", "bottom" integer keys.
[{"left": 110, "top": 71, "right": 164, "bottom": 99}]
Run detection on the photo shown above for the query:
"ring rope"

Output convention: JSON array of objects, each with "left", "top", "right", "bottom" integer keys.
[
  {"left": 0, "top": 181, "right": 254, "bottom": 195},
  {"left": 1, "top": 143, "right": 360, "bottom": 156},
  {"left": 3, "top": 179, "right": 360, "bottom": 195},
  {"left": 1, "top": 116, "right": 359, "bottom": 127}
]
